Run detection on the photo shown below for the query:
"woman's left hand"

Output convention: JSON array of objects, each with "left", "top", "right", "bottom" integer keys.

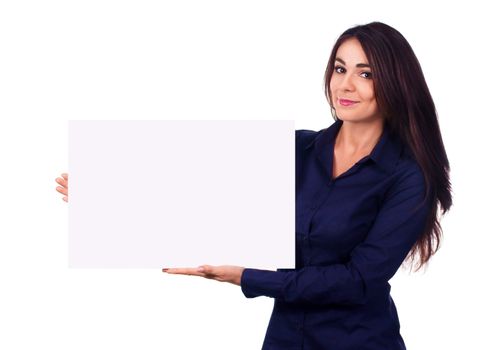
[{"left": 162, "top": 265, "right": 245, "bottom": 286}]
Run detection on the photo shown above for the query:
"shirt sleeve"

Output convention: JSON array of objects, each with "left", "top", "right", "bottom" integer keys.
[{"left": 240, "top": 164, "right": 432, "bottom": 306}]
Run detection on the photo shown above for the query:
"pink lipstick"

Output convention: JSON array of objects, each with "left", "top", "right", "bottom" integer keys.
[{"left": 338, "top": 98, "right": 359, "bottom": 107}]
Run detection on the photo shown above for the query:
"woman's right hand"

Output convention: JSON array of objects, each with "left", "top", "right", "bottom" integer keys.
[{"left": 55, "top": 173, "right": 69, "bottom": 202}]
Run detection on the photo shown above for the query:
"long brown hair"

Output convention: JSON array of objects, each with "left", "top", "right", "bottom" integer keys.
[{"left": 324, "top": 22, "right": 452, "bottom": 272}]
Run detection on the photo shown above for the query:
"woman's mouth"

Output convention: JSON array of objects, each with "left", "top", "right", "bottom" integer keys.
[{"left": 338, "top": 98, "right": 359, "bottom": 107}]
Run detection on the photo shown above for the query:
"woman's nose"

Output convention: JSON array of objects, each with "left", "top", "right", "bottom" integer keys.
[{"left": 340, "top": 74, "right": 355, "bottom": 91}]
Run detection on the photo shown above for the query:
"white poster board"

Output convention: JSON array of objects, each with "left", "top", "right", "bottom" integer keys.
[{"left": 69, "top": 120, "right": 295, "bottom": 269}]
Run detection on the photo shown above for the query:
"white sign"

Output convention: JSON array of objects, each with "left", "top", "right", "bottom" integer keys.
[{"left": 69, "top": 120, "right": 295, "bottom": 269}]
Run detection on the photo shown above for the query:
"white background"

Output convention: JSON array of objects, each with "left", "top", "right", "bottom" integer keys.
[{"left": 0, "top": 0, "right": 482, "bottom": 349}]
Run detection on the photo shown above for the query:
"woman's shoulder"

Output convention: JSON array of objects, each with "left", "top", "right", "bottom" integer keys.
[
  {"left": 295, "top": 129, "right": 323, "bottom": 149},
  {"left": 296, "top": 129, "right": 318, "bottom": 138},
  {"left": 391, "top": 144, "right": 427, "bottom": 191}
]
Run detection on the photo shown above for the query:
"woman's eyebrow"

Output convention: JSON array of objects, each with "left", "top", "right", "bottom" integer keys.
[{"left": 335, "top": 57, "right": 371, "bottom": 68}]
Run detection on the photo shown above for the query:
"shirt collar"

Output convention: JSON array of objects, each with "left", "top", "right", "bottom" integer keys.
[{"left": 305, "top": 119, "right": 403, "bottom": 175}]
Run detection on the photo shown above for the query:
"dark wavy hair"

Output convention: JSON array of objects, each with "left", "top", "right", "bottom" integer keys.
[{"left": 324, "top": 22, "right": 452, "bottom": 272}]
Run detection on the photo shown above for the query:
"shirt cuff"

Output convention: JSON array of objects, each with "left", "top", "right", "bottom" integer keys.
[{"left": 240, "top": 268, "right": 288, "bottom": 299}]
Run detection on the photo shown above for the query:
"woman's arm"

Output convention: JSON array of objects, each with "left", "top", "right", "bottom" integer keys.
[{"left": 241, "top": 165, "right": 431, "bottom": 306}]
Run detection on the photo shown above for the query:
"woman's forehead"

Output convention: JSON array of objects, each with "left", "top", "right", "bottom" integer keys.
[{"left": 335, "top": 38, "right": 369, "bottom": 66}]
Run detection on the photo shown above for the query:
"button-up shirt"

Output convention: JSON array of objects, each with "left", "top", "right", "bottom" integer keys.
[{"left": 240, "top": 119, "right": 432, "bottom": 350}]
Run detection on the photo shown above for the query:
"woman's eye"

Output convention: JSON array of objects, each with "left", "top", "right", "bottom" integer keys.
[
  {"left": 334, "top": 66, "right": 345, "bottom": 74},
  {"left": 361, "top": 71, "right": 373, "bottom": 79}
]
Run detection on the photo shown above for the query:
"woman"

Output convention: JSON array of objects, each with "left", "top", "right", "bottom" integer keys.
[{"left": 56, "top": 22, "right": 452, "bottom": 349}]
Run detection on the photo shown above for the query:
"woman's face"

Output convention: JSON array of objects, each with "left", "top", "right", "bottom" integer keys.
[{"left": 329, "top": 38, "right": 382, "bottom": 123}]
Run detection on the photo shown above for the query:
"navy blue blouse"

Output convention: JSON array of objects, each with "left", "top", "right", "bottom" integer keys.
[{"left": 240, "top": 119, "right": 432, "bottom": 350}]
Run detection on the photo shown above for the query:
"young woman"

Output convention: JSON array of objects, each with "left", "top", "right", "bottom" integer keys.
[{"left": 56, "top": 22, "right": 452, "bottom": 349}]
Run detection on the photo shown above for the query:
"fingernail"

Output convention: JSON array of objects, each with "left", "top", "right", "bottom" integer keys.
[{"left": 197, "top": 266, "right": 205, "bottom": 272}]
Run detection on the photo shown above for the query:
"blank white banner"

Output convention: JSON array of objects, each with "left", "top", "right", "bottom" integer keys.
[{"left": 69, "top": 120, "right": 295, "bottom": 269}]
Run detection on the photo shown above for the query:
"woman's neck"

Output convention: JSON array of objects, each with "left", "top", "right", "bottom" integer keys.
[{"left": 335, "top": 119, "right": 384, "bottom": 155}]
